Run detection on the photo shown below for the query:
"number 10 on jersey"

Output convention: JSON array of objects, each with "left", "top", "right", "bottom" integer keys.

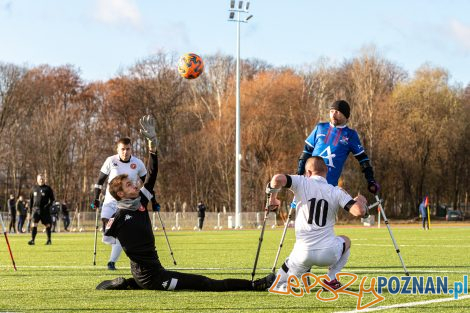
[{"left": 307, "top": 198, "right": 329, "bottom": 227}]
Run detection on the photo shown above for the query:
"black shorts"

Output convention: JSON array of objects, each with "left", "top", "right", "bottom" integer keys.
[{"left": 32, "top": 208, "right": 52, "bottom": 225}]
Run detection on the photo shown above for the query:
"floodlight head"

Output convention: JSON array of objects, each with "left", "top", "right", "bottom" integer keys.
[
  {"left": 238, "top": 1, "right": 243, "bottom": 9},
  {"left": 230, "top": 0, "right": 235, "bottom": 9},
  {"left": 229, "top": 11, "right": 235, "bottom": 19},
  {"left": 245, "top": 1, "right": 250, "bottom": 11},
  {"left": 245, "top": 14, "right": 253, "bottom": 21}
]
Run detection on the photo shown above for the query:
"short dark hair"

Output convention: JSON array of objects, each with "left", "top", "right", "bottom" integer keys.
[
  {"left": 108, "top": 174, "right": 129, "bottom": 201},
  {"left": 116, "top": 137, "right": 131, "bottom": 146},
  {"left": 306, "top": 156, "right": 328, "bottom": 176}
]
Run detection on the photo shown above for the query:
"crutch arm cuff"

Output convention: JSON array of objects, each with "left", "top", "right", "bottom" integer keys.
[{"left": 265, "top": 182, "right": 281, "bottom": 194}]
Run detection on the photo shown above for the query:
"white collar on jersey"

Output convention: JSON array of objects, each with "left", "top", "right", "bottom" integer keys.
[
  {"left": 329, "top": 122, "right": 347, "bottom": 129},
  {"left": 310, "top": 175, "right": 328, "bottom": 183}
]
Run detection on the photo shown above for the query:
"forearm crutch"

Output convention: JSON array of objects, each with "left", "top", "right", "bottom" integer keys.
[
  {"left": 157, "top": 212, "right": 177, "bottom": 265},
  {"left": 369, "top": 195, "right": 409, "bottom": 276},
  {"left": 92, "top": 205, "right": 100, "bottom": 266},
  {"left": 152, "top": 198, "right": 177, "bottom": 265},
  {"left": 251, "top": 191, "right": 271, "bottom": 283},
  {"left": 271, "top": 202, "right": 294, "bottom": 273},
  {"left": 0, "top": 212, "right": 17, "bottom": 271}
]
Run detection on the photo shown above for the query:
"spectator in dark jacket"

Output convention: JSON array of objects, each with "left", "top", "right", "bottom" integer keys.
[
  {"left": 61, "top": 202, "right": 70, "bottom": 231},
  {"left": 16, "top": 196, "right": 27, "bottom": 233},
  {"left": 197, "top": 201, "right": 206, "bottom": 231},
  {"left": 8, "top": 194, "right": 16, "bottom": 233}
]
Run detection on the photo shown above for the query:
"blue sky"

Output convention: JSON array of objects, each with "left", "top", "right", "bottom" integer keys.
[{"left": 1, "top": 0, "right": 469, "bottom": 85}]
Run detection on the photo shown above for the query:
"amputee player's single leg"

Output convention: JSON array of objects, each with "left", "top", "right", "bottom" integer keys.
[
  {"left": 101, "top": 203, "right": 122, "bottom": 270},
  {"left": 326, "top": 236, "right": 351, "bottom": 283}
]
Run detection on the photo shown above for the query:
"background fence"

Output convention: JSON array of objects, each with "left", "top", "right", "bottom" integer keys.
[
  {"left": 0, "top": 211, "right": 284, "bottom": 232},
  {"left": 6, "top": 206, "right": 462, "bottom": 233}
]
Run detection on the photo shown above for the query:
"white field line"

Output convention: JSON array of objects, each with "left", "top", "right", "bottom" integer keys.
[
  {"left": 0, "top": 265, "right": 468, "bottom": 274},
  {"left": 352, "top": 238, "right": 469, "bottom": 241},
  {"left": 335, "top": 295, "right": 470, "bottom": 313},
  {"left": 353, "top": 244, "right": 470, "bottom": 248}
]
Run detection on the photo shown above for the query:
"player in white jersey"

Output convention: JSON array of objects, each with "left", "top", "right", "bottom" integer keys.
[
  {"left": 93, "top": 137, "right": 147, "bottom": 270},
  {"left": 267, "top": 156, "right": 367, "bottom": 291}
]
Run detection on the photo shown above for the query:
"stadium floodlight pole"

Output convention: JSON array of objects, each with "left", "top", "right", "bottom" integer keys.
[
  {"left": 0, "top": 212, "right": 17, "bottom": 271},
  {"left": 369, "top": 195, "right": 410, "bottom": 276},
  {"left": 228, "top": 0, "right": 253, "bottom": 229}
]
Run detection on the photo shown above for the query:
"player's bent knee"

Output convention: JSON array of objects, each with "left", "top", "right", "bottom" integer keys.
[{"left": 339, "top": 235, "right": 351, "bottom": 251}]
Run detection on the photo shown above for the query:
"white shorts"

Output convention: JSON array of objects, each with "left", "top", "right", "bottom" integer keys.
[
  {"left": 101, "top": 202, "right": 117, "bottom": 220},
  {"left": 285, "top": 236, "right": 345, "bottom": 278}
]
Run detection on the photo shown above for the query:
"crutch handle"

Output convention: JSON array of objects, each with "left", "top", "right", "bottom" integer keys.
[
  {"left": 368, "top": 199, "right": 383, "bottom": 210},
  {"left": 91, "top": 199, "right": 100, "bottom": 210}
]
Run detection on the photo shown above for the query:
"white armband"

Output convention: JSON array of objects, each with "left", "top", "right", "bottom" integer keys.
[{"left": 140, "top": 186, "right": 153, "bottom": 200}]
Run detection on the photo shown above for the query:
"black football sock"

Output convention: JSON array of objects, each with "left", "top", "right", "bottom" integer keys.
[
  {"left": 32, "top": 227, "right": 37, "bottom": 241},
  {"left": 46, "top": 227, "right": 51, "bottom": 240}
]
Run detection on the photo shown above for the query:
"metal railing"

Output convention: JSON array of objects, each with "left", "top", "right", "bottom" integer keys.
[{"left": 0, "top": 212, "right": 281, "bottom": 232}]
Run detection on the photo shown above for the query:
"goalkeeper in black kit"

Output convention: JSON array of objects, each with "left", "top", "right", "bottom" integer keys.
[{"left": 96, "top": 115, "right": 274, "bottom": 291}]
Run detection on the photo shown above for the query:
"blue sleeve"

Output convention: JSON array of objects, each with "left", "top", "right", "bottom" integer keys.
[
  {"left": 349, "top": 130, "right": 365, "bottom": 157},
  {"left": 303, "top": 125, "right": 319, "bottom": 154}
]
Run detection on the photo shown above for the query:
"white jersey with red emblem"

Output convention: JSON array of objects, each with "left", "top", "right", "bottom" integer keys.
[
  {"left": 290, "top": 174, "right": 353, "bottom": 250},
  {"left": 101, "top": 154, "right": 147, "bottom": 207}
]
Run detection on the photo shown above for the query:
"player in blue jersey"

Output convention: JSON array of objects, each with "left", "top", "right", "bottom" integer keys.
[{"left": 297, "top": 100, "right": 380, "bottom": 194}]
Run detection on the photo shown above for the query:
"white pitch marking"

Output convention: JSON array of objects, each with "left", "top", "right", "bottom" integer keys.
[
  {"left": 335, "top": 295, "right": 470, "bottom": 313},
  {"left": 352, "top": 243, "right": 470, "bottom": 248}
]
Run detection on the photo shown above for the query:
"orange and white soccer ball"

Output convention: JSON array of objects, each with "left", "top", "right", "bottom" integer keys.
[{"left": 177, "top": 53, "right": 204, "bottom": 79}]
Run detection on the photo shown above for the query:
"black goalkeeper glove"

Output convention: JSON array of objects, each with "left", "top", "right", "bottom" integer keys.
[{"left": 367, "top": 181, "right": 380, "bottom": 194}]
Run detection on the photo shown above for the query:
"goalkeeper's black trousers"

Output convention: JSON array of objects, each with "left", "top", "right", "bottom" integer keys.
[{"left": 130, "top": 260, "right": 253, "bottom": 291}]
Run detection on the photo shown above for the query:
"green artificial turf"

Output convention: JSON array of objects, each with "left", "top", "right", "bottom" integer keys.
[{"left": 0, "top": 225, "right": 469, "bottom": 312}]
